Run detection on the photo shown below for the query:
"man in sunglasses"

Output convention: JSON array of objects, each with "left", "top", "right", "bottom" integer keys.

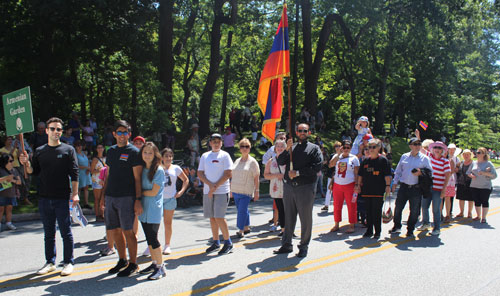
[
  {"left": 20, "top": 117, "right": 79, "bottom": 276},
  {"left": 103, "top": 120, "right": 143, "bottom": 276},
  {"left": 274, "top": 123, "right": 323, "bottom": 258},
  {"left": 390, "top": 137, "right": 433, "bottom": 238}
]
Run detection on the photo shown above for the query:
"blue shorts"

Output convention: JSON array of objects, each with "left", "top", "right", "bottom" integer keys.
[
  {"left": 0, "top": 197, "right": 17, "bottom": 206},
  {"left": 163, "top": 198, "right": 177, "bottom": 211}
]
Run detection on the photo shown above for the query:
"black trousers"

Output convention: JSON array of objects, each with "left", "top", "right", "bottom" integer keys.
[
  {"left": 365, "top": 197, "right": 384, "bottom": 235},
  {"left": 274, "top": 198, "right": 285, "bottom": 228},
  {"left": 394, "top": 184, "right": 422, "bottom": 232}
]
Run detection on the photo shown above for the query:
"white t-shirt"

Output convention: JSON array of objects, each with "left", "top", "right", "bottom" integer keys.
[
  {"left": 198, "top": 150, "right": 233, "bottom": 194},
  {"left": 163, "top": 164, "right": 183, "bottom": 199},
  {"left": 334, "top": 154, "right": 360, "bottom": 185}
]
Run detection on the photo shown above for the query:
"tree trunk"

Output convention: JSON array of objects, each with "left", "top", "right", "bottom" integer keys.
[
  {"left": 181, "top": 50, "right": 199, "bottom": 130},
  {"left": 198, "top": 0, "right": 237, "bottom": 138},
  {"left": 159, "top": 0, "right": 174, "bottom": 116},
  {"left": 219, "top": 31, "right": 233, "bottom": 133},
  {"left": 130, "top": 70, "right": 138, "bottom": 136}
]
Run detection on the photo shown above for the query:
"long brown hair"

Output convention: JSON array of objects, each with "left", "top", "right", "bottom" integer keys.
[{"left": 140, "top": 142, "right": 162, "bottom": 182}]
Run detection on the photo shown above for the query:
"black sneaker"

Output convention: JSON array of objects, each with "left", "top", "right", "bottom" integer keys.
[
  {"left": 406, "top": 231, "right": 415, "bottom": 238},
  {"left": 205, "top": 242, "right": 221, "bottom": 254},
  {"left": 139, "top": 263, "right": 156, "bottom": 274},
  {"left": 388, "top": 227, "right": 401, "bottom": 234},
  {"left": 218, "top": 244, "right": 233, "bottom": 255},
  {"left": 296, "top": 248, "right": 308, "bottom": 258},
  {"left": 117, "top": 263, "right": 139, "bottom": 277},
  {"left": 273, "top": 246, "right": 293, "bottom": 254},
  {"left": 362, "top": 231, "right": 373, "bottom": 238},
  {"left": 108, "top": 259, "right": 128, "bottom": 274},
  {"left": 373, "top": 233, "right": 381, "bottom": 239}
]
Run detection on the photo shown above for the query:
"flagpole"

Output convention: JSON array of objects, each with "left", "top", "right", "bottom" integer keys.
[{"left": 282, "top": 1, "right": 293, "bottom": 170}]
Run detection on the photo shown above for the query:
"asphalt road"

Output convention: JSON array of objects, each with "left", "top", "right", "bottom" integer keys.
[{"left": 1, "top": 171, "right": 500, "bottom": 296}]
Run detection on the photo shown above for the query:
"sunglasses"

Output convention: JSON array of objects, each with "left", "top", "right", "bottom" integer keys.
[
  {"left": 240, "top": 145, "right": 250, "bottom": 149},
  {"left": 334, "top": 145, "right": 341, "bottom": 148},
  {"left": 343, "top": 146, "right": 351, "bottom": 149},
  {"left": 433, "top": 147, "right": 443, "bottom": 150},
  {"left": 116, "top": 131, "right": 129, "bottom": 136},
  {"left": 411, "top": 143, "right": 422, "bottom": 146},
  {"left": 368, "top": 145, "right": 378, "bottom": 149},
  {"left": 8, "top": 159, "right": 14, "bottom": 163},
  {"left": 297, "top": 129, "right": 309, "bottom": 133},
  {"left": 48, "top": 127, "right": 63, "bottom": 132},
  {"left": 476, "top": 151, "right": 483, "bottom": 154}
]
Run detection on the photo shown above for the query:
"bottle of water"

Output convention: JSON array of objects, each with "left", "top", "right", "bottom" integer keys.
[{"left": 351, "top": 192, "right": 358, "bottom": 203}]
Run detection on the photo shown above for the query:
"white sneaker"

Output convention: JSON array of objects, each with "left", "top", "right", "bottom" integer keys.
[
  {"left": 142, "top": 247, "right": 151, "bottom": 256},
  {"left": 269, "top": 225, "right": 277, "bottom": 232},
  {"left": 61, "top": 263, "right": 74, "bottom": 276},
  {"left": 418, "top": 223, "right": 431, "bottom": 231},
  {"left": 162, "top": 245, "right": 171, "bottom": 255},
  {"left": 431, "top": 229, "right": 441, "bottom": 236},
  {"left": 6, "top": 223, "right": 16, "bottom": 230},
  {"left": 37, "top": 263, "right": 56, "bottom": 275}
]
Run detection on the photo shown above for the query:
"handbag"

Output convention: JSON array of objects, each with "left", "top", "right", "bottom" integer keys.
[{"left": 382, "top": 192, "right": 393, "bottom": 224}]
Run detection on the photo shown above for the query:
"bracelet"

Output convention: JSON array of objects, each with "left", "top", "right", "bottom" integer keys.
[
  {"left": 135, "top": 197, "right": 142, "bottom": 201},
  {"left": 386, "top": 185, "right": 390, "bottom": 187}
]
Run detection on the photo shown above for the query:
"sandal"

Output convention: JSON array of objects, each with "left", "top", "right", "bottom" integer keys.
[
  {"left": 473, "top": 217, "right": 480, "bottom": 221},
  {"left": 481, "top": 219, "right": 487, "bottom": 224},
  {"left": 329, "top": 226, "right": 340, "bottom": 232},
  {"left": 456, "top": 214, "right": 464, "bottom": 218},
  {"left": 345, "top": 228, "right": 355, "bottom": 234}
]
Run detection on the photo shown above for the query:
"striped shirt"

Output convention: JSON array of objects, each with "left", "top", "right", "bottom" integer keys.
[{"left": 426, "top": 151, "right": 451, "bottom": 191}]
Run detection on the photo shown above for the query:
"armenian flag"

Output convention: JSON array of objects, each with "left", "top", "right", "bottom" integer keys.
[
  {"left": 419, "top": 121, "right": 428, "bottom": 131},
  {"left": 257, "top": 4, "right": 289, "bottom": 142}
]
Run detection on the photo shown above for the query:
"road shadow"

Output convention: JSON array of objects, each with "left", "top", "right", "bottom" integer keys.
[
  {"left": 190, "top": 272, "right": 235, "bottom": 296},
  {"left": 0, "top": 272, "right": 61, "bottom": 293},
  {"left": 344, "top": 237, "right": 384, "bottom": 249},
  {"left": 164, "top": 249, "right": 224, "bottom": 270},
  {"left": 392, "top": 231, "right": 444, "bottom": 251},
  {"left": 247, "top": 254, "right": 302, "bottom": 274},
  {"left": 43, "top": 272, "right": 142, "bottom": 295}
]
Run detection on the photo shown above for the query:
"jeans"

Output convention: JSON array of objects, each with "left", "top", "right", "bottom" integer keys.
[
  {"left": 421, "top": 190, "right": 442, "bottom": 230},
  {"left": 39, "top": 198, "right": 74, "bottom": 264},
  {"left": 393, "top": 184, "right": 422, "bottom": 232},
  {"left": 233, "top": 193, "right": 251, "bottom": 231}
]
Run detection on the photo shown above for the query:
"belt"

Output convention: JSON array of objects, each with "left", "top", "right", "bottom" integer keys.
[
  {"left": 401, "top": 183, "right": 419, "bottom": 189},
  {"left": 284, "top": 179, "right": 306, "bottom": 187}
]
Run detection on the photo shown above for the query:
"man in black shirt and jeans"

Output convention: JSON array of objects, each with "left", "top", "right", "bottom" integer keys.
[
  {"left": 104, "top": 120, "right": 143, "bottom": 277},
  {"left": 274, "top": 123, "right": 323, "bottom": 258},
  {"left": 21, "top": 117, "right": 79, "bottom": 276}
]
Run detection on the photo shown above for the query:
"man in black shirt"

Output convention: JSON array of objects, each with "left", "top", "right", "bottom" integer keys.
[
  {"left": 104, "top": 120, "right": 143, "bottom": 277},
  {"left": 356, "top": 139, "right": 392, "bottom": 239},
  {"left": 274, "top": 123, "right": 323, "bottom": 258},
  {"left": 21, "top": 117, "right": 79, "bottom": 276}
]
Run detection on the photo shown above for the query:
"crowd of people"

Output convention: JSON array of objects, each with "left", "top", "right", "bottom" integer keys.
[{"left": 0, "top": 115, "right": 497, "bottom": 281}]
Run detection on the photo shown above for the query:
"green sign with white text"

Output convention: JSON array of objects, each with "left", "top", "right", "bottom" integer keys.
[{"left": 2, "top": 86, "right": 34, "bottom": 136}]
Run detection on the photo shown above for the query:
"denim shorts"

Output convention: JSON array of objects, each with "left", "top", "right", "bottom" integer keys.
[
  {"left": 163, "top": 198, "right": 177, "bottom": 211},
  {"left": 0, "top": 196, "right": 17, "bottom": 206}
]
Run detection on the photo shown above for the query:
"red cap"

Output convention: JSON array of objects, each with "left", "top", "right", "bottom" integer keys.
[{"left": 133, "top": 136, "right": 145, "bottom": 143}]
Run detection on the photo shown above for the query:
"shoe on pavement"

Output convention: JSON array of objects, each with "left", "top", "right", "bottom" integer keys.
[
  {"left": 269, "top": 225, "right": 277, "bottom": 232},
  {"left": 273, "top": 246, "right": 293, "bottom": 254},
  {"left": 148, "top": 264, "right": 166, "bottom": 280},
  {"left": 100, "top": 247, "right": 115, "bottom": 256},
  {"left": 296, "top": 249, "right": 308, "bottom": 258},
  {"left": 163, "top": 245, "right": 172, "bottom": 255},
  {"left": 362, "top": 231, "right": 373, "bottom": 238},
  {"left": 373, "top": 233, "right": 381, "bottom": 240},
  {"left": 418, "top": 223, "right": 431, "bottom": 231},
  {"left": 320, "top": 206, "right": 329, "bottom": 212},
  {"left": 142, "top": 247, "right": 150, "bottom": 256},
  {"left": 61, "top": 263, "right": 74, "bottom": 276},
  {"left": 218, "top": 244, "right": 233, "bottom": 255},
  {"left": 36, "top": 263, "right": 56, "bottom": 275},
  {"left": 139, "top": 263, "right": 156, "bottom": 274},
  {"left": 108, "top": 259, "right": 128, "bottom": 274},
  {"left": 243, "top": 229, "right": 251, "bottom": 234},
  {"left": 205, "top": 242, "right": 221, "bottom": 254},
  {"left": 6, "top": 222, "right": 16, "bottom": 230},
  {"left": 236, "top": 232, "right": 244, "bottom": 238},
  {"left": 406, "top": 231, "right": 415, "bottom": 238},
  {"left": 430, "top": 229, "right": 441, "bottom": 236},
  {"left": 117, "top": 263, "right": 139, "bottom": 277},
  {"left": 388, "top": 227, "right": 401, "bottom": 234}
]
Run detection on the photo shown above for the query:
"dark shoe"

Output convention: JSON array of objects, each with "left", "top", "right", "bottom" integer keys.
[
  {"left": 320, "top": 206, "right": 329, "bottom": 212},
  {"left": 406, "top": 231, "right": 415, "bottom": 238},
  {"left": 139, "top": 263, "right": 156, "bottom": 274},
  {"left": 292, "top": 233, "right": 298, "bottom": 238},
  {"left": 205, "top": 242, "right": 221, "bottom": 254},
  {"left": 373, "top": 233, "right": 381, "bottom": 239},
  {"left": 277, "top": 232, "right": 284, "bottom": 237},
  {"left": 108, "top": 259, "right": 128, "bottom": 274},
  {"left": 268, "top": 218, "right": 274, "bottom": 224},
  {"left": 243, "top": 229, "right": 251, "bottom": 234},
  {"left": 273, "top": 246, "right": 293, "bottom": 254},
  {"left": 82, "top": 204, "right": 92, "bottom": 210},
  {"left": 117, "top": 263, "right": 138, "bottom": 277},
  {"left": 296, "top": 248, "right": 308, "bottom": 258},
  {"left": 388, "top": 227, "right": 401, "bottom": 234},
  {"left": 218, "top": 244, "right": 233, "bottom": 255},
  {"left": 236, "top": 232, "right": 244, "bottom": 238},
  {"left": 363, "top": 231, "right": 373, "bottom": 238}
]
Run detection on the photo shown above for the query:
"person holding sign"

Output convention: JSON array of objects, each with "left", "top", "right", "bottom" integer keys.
[{"left": 19, "top": 117, "right": 79, "bottom": 276}]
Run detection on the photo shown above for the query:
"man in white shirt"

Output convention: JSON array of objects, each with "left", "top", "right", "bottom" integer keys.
[{"left": 198, "top": 133, "right": 234, "bottom": 255}]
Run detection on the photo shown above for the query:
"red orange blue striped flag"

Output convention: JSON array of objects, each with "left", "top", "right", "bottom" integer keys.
[{"left": 419, "top": 121, "right": 428, "bottom": 131}]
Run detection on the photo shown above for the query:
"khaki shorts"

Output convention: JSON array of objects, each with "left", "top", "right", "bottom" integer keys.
[{"left": 203, "top": 193, "right": 229, "bottom": 218}]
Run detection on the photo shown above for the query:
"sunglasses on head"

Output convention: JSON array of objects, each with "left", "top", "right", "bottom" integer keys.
[
  {"left": 48, "top": 127, "right": 63, "bottom": 132},
  {"left": 297, "top": 129, "right": 309, "bottom": 133},
  {"left": 116, "top": 131, "right": 129, "bottom": 136}
]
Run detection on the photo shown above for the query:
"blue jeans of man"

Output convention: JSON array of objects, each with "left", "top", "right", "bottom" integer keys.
[
  {"left": 233, "top": 193, "right": 251, "bottom": 231},
  {"left": 393, "top": 184, "right": 422, "bottom": 232},
  {"left": 421, "top": 190, "right": 442, "bottom": 230},
  {"left": 39, "top": 198, "right": 74, "bottom": 264}
]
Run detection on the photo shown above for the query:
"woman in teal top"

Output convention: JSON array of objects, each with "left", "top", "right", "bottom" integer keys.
[
  {"left": 138, "top": 142, "right": 166, "bottom": 280},
  {"left": 74, "top": 141, "right": 92, "bottom": 209}
]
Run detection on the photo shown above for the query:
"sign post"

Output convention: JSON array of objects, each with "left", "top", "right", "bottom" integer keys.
[{"left": 2, "top": 86, "right": 34, "bottom": 178}]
